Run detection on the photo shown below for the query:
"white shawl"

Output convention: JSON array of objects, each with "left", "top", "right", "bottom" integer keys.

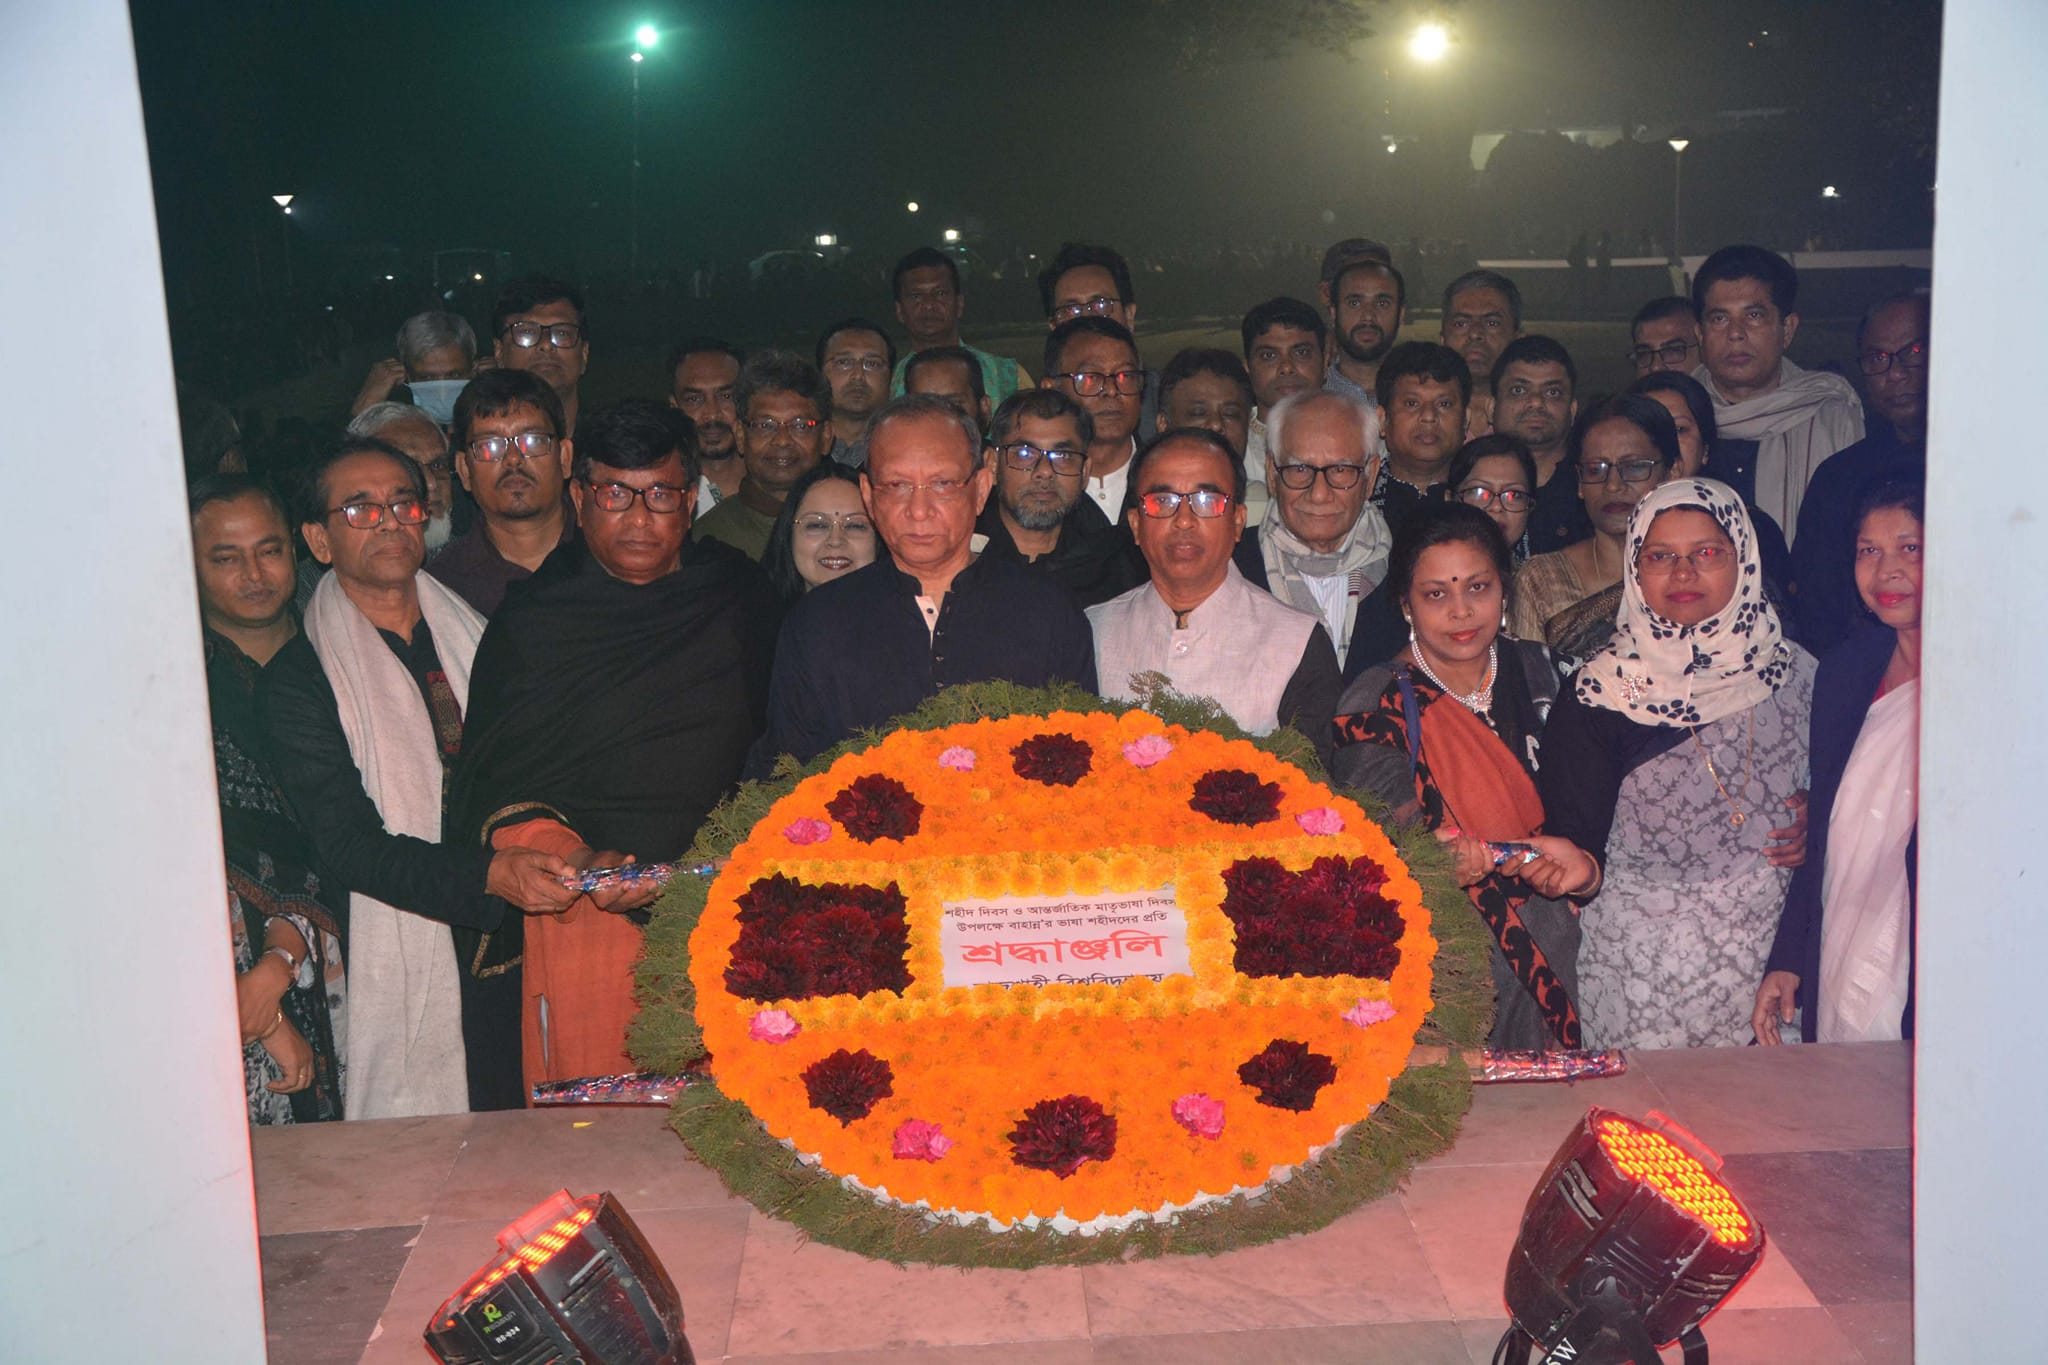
[
  {"left": 305, "top": 570, "right": 488, "bottom": 1118},
  {"left": 1697, "top": 358, "right": 1863, "bottom": 541},
  {"left": 1817, "top": 679, "right": 1919, "bottom": 1042}
]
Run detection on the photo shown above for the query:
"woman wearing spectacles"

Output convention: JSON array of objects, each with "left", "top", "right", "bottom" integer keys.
[
  {"left": 1509, "top": 396, "right": 1682, "bottom": 673},
  {"left": 1448, "top": 434, "right": 1539, "bottom": 560},
  {"left": 760, "top": 464, "right": 879, "bottom": 604},
  {"left": 1535, "top": 479, "right": 1815, "bottom": 1049},
  {"left": 1331, "top": 504, "right": 1580, "bottom": 1050}
]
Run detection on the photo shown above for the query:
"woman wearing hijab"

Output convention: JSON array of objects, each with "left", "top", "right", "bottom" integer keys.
[
  {"left": 1330, "top": 504, "right": 1579, "bottom": 1049},
  {"left": 1754, "top": 476, "right": 1924, "bottom": 1045},
  {"left": 1525, "top": 478, "right": 1815, "bottom": 1049}
]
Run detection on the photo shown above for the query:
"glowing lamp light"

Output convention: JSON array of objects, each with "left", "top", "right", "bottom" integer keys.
[
  {"left": 1496, "top": 1108, "right": 1764, "bottom": 1365},
  {"left": 1822, "top": 184, "right": 1841, "bottom": 199},
  {"left": 635, "top": 23, "right": 659, "bottom": 48},
  {"left": 814, "top": 233, "right": 838, "bottom": 247},
  {"left": 1409, "top": 21, "right": 1450, "bottom": 63},
  {"left": 906, "top": 200, "right": 920, "bottom": 213},
  {"left": 942, "top": 227, "right": 961, "bottom": 243},
  {"left": 426, "top": 1189, "right": 694, "bottom": 1364},
  {"left": 472, "top": 272, "right": 485, "bottom": 282},
  {"left": 1386, "top": 142, "right": 1398, "bottom": 154},
  {"left": 1668, "top": 138, "right": 1691, "bottom": 153},
  {"left": 631, "top": 51, "right": 644, "bottom": 63},
  {"left": 383, "top": 274, "right": 396, "bottom": 282},
  {"left": 272, "top": 194, "right": 293, "bottom": 208}
]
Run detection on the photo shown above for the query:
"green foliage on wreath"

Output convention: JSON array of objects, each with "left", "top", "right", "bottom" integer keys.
[{"left": 629, "top": 680, "right": 1490, "bottom": 1268}]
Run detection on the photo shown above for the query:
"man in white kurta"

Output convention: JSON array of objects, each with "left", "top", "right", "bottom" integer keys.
[{"left": 1088, "top": 428, "right": 1342, "bottom": 767}]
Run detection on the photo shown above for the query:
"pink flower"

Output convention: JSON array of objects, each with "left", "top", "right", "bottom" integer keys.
[
  {"left": 1343, "top": 998, "right": 1397, "bottom": 1029},
  {"left": 1121, "top": 734, "right": 1174, "bottom": 768},
  {"left": 1296, "top": 806, "right": 1345, "bottom": 836},
  {"left": 891, "top": 1118, "right": 954, "bottom": 1161},
  {"left": 782, "top": 817, "right": 831, "bottom": 845},
  {"left": 1171, "top": 1092, "right": 1226, "bottom": 1140},
  {"left": 747, "top": 1008, "right": 801, "bottom": 1044},
  {"left": 937, "top": 746, "right": 977, "bottom": 772}
]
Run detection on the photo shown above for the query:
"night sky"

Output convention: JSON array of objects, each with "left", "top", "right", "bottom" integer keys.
[{"left": 133, "top": 2, "right": 1940, "bottom": 287}]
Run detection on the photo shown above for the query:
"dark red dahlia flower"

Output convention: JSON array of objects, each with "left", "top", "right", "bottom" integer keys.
[
  {"left": 825, "top": 773, "right": 924, "bottom": 842},
  {"left": 801, "top": 1048, "right": 895, "bottom": 1124},
  {"left": 1189, "top": 769, "right": 1283, "bottom": 825},
  {"left": 1010, "top": 733, "right": 1094, "bottom": 787},
  {"left": 1238, "top": 1039, "right": 1338, "bottom": 1111},
  {"left": 1006, "top": 1094, "right": 1118, "bottom": 1177}
]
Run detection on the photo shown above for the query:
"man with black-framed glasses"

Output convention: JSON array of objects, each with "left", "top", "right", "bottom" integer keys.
[
  {"left": 491, "top": 275, "right": 590, "bottom": 437},
  {"left": 257, "top": 436, "right": 583, "bottom": 1117},
  {"left": 451, "top": 399, "right": 779, "bottom": 1090},
  {"left": 694, "top": 350, "right": 832, "bottom": 561},
  {"left": 974, "top": 389, "right": 1146, "bottom": 607},
  {"left": 1090, "top": 429, "right": 1341, "bottom": 765},
  {"left": 428, "top": 369, "right": 577, "bottom": 617},
  {"left": 1792, "top": 289, "right": 1933, "bottom": 651},
  {"left": 1042, "top": 316, "right": 1146, "bottom": 521}
]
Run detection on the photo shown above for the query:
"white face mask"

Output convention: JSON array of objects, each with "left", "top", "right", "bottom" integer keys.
[{"left": 408, "top": 378, "right": 469, "bottom": 428}]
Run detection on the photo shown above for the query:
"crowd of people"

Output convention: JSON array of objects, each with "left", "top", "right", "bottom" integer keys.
[{"left": 187, "top": 233, "right": 1928, "bottom": 1123}]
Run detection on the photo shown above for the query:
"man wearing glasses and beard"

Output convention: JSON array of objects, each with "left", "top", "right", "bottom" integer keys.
[
  {"left": 757, "top": 395, "right": 1097, "bottom": 767},
  {"left": 450, "top": 400, "right": 780, "bottom": 1089}
]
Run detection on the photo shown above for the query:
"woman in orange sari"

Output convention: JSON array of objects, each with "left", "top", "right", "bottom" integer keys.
[{"left": 1332, "top": 503, "right": 1583, "bottom": 1048}]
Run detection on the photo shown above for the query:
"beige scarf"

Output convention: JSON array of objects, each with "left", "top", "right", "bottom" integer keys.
[
  {"left": 1697, "top": 358, "right": 1864, "bottom": 539},
  {"left": 1259, "top": 505, "right": 1391, "bottom": 660}
]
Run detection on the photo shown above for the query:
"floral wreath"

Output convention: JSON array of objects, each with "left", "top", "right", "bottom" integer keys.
[{"left": 631, "top": 682, "right": 1489, "bottom": 1267}]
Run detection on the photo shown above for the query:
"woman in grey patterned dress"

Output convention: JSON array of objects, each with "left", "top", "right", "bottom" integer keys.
[{"left": 1522, "top": 479, "right": 1814, "bottom": 1049}]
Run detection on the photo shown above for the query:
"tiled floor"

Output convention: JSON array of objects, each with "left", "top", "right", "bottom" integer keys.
[{"left": 255, "top": 1042, "right": 1914, "bottom": 1363}]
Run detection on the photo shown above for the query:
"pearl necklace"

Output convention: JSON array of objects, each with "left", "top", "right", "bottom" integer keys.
[{"left": 1413, "top": 640, "right": 1498, "bottom": 714}]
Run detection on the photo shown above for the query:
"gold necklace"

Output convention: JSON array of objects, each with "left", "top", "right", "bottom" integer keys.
[{"left": 1689, "top": 709, "right": 1756, "bottom": 828}]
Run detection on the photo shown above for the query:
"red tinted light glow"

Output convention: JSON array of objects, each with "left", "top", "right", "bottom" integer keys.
[
  {"left": 463, "top": 1207, "right": 597, "bottom": 1305},
  {"left": 1595, "top": 1117, "right": 1751, "bottom": 1246}
]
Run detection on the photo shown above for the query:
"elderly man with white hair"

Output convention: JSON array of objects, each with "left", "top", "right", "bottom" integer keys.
[
  {"left": 1232, "top": 389, "right": 1404, "bottom": 683},
  {"left": 349, "top": 309, "right": 479, "bottom": 426},
  {"left": 347, "top": 401, "right": 456, "bottom": 552}
]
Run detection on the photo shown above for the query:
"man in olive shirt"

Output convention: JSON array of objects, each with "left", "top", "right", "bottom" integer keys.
[{"left": 692, "top": 351, "right": 831, "bottom": 560}]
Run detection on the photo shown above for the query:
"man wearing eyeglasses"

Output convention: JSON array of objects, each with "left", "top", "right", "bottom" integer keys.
[
  {"left": 759, "top": 395, "right": 1096, "bottom": 767},
  {"left": 257, "top": 437, "right": 583, "bottom": 1117},
  {"left": 348, "top": 402, "right": 458, "bottom": 554},
  {"left": 451, "top": 400, "right": 779, "bottom": 1089},
  {"left": 1690, "top": 244, "right": 1863, "bottom": 540},
  {"left": 1791, "top": 290, "right": 1932, "bottom": 652},
  {"left": 1091, "top": 429, "right": 1340, "bottom": 766},
  {"left": 974, "top": 389, "right": 1146, "bottom": 608},
  {"left": 1233, "top": 391, "right": 1406, "bottom": 683},
  {"left": 815, "top": 319, "right": 894, "bottom": 469},
  {"left": 1490, "top": 336, "right": 1591, "bottom": 556},
  {"left": 1043, "top": 316, "right": 1147, "bottom": 520},
  {"left": 491, "top": 276, "right": 590, "bottom": 438},
  {"left": 1628, "top": 297, "right": 1703, "bottom": 377},
  {"left": 1439, "top": 269, "right": 1522, "bottom": 439},
  {"left": 1039, "top": 243, "right": 1162, "bottom": 434},
  {"left": 424, "top": 370, "right": 577, "bottom": 617},
  {"left": 694, "top": 351, "right": 832, "bottom": 561}
]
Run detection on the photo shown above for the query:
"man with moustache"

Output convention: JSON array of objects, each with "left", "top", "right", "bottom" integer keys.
[
  {"left": 492, "top": 276, "right": 590, "bottom": 438},
  {"left": 889, "top": 247, "right": 1028, "bottom": 403},
  {"left": 1091, "top": 429, "right": 1340, "bottom": 765},
  {"left": 1043, "top": 316, "right": 1146, "bottom": 520},
  {"left": 258, "top": 437, "right": 579, "bottom": 1115},
  {"left": 904, "top": 346, "right": 991, "bottom": 432},
  {"left": 693, "top": 351, "right": 831, "bottom": 561},
  {"left": 1488, "top": 335, "right": 1588, "bottom": 555},
  {"left": 452, "top": 400, "right": 778, "bottom": 1087},
  {"left": 427, "top": 370, "right": 576, "bottom": 618},
  {"left": 349, "top": 402, "right": 457, "bottom": 554},
  {"left": 1155, "top": 347, "right": 1263, "bottom": 524},
  {"left": 1628, "top": 297, "right": 1703, "bottom": 377},
  {"left": 1374, "top": 341, "right": 1470, "bottom": 529},
  {"left": 1240, "top": 296, "right": 1329, "bottom": 478},
  {"left": 1040, "top": 242, "right": 1161, "bottom": 433},
  {"left": 759, "top": 395, "right": 1095, "bottom": 765},
  {"left": 815, "top": 319, "right": 894, "bottom": 469},
  {"left": 1325, "top": 259, "right": 1406, "bottom": 407},
  {"left": 1691, "top": 244, "right": 1863, "bottom": 538},
  {"left": 1792, "top": 290, "right": 1931, "bottom": 651},
  {"left": 669, "top": 337, "right": 746, "bottom": 507},
  {"left": 975, "top": 388, "right": 1145, "bottom": 606},
  {"left": 1438, "top": 269, "right": 1522, "bottom": 438}
]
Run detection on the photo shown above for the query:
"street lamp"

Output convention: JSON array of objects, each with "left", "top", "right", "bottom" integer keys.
[
  {"left": 906, "top": 201, "right": 920, "bottom": 213},
  {"left": 1667, "top": 138, "right": 1691, "bottom": 264},
  {"left": 1821, "top": 185, "right": 1841, "bottom": 199},
  {"left": 942, "top": 228, "right": 961, "bottom": 243},
  {"left": 271, "top": 194, "right": 295, "bottom": 294},
  {"left": 629, "top": 24, "right": 659, "bottom": 277},
  {"left": 1409, "top": 22, "right": 1449, "bottom": 64},
  {"left": 814, "top": 233, "right": 838, "bottom": 248}
]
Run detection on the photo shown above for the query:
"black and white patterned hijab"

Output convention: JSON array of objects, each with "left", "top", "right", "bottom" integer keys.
[{"left": 1573, "top": 478, "right": 1793, "bottom": 727}]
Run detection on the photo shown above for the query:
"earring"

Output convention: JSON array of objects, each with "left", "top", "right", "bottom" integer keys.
[{"left": 1407, "top": 618, "right": 1417, "bottom": 648}]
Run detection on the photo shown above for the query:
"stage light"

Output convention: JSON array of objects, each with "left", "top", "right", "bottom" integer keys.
[
  {"left": 426, "top": 1190, "right": 695, "bottom": 1365},
  {"left": 1494, "top": 1108, "right": 1764, "bottom": 1365}
]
